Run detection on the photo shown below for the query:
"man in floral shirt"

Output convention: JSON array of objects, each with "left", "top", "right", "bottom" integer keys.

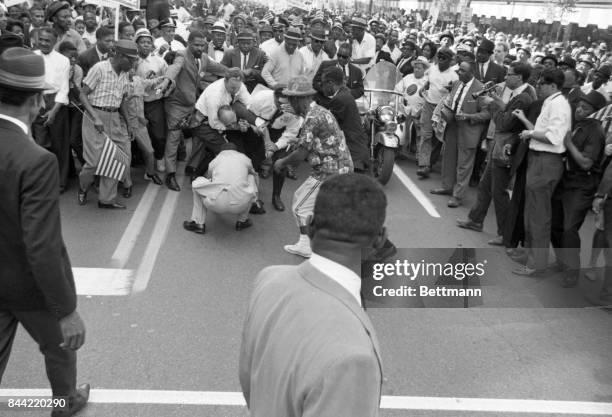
[{"left": 274, "top": 76, "right": 353, "bottom": 258}]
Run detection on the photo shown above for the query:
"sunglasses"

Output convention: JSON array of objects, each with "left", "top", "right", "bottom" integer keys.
[{"left": 337, "top": 54, "right": 349, "bottom": 59}]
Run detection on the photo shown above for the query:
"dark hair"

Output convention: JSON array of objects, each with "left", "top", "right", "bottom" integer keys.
[
  {"left": 337, "top": 42, "right": 351, "bottom": 55},
  {"left": 58, "top": 40, "right": 77, "bottom": 53},
  {"left": 509, "top": 62, "right": 531, "bottom": 82},
  {"left": 322, "top": 66, "right": 344, "bottom": 84},
  {"left": 74, "top": 18, "right": 84, "bottom": 26},
  {"left": 118, "top": 21, "right": 133, "bottom": 35},
  {"left": 421, "top": 41, "right": 437, "bottom": 57},
  {"left": 539, "top": 68, "right": 565, "bottom": 89},
  {"left": 311, "top": 174, "right": 387, "bottom": 243},
  {"left": 542, "top": 54, "right": 558, "bottom": 66},
  {"left": 132, "top": 18, "right": 145, "bottom": 30},
  {"left": 96, "top": 26, "right": 113, "bottom": 40},
  {"left": 38, "top": 26, "right": 58, "bottom": 39},
  {"left": 188, "top": 30, "right": 206, "bottom": 43},
  {"left": 29, "top": 5, "right": 43, "bottom": 13},
  {"left": 6, "top": 19, "right": 24, "bottom": 33},
  {"left": 0, "top": 85, "right": 37, "bottom": 107}
]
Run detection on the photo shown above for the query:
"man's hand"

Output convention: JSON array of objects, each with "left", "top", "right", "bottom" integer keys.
[
  {"left": 455, "top": 111, "right": 470, "bottom": 121},
  {"left": 563, "top": 132, "right": 573, "bottom": 148},
  {"left": 604, "top": 143, "right": 612, "bottom": 156},
  {"left": 238, "top": 119, "right": 249, "bottom": 132},
  {"left": 519, "top": 129, "right": 531, "bottom": 141},
  {"left": 279, "top": 103, "right": 294, "bottom": 114},
  {"left": 512, "top": 108, "right": 526, "bottom": 121},
  {"left": 42, "top": 109, "right": 58, "bottom": 127},
  {"left": 422, "top": 81, "right": 430, "bottom": 90},
  {"left": 157, "top": 44, "right": 169, "bottom": 55},
  {"left": 59, "top": 310, "right": 86, "bottom": 350},
  {"left": 502, "top": 143, "right": 512, "bottom": 158},
  {"left": 593, "top": 197, "right": 605, "bottom": 214},
  {"left": 273, "top": 158, "right": 285, "bottom": 173},
  {"left": 93, "top": 116, "right": 104, "bottom": 133},
  {"left": 242, "top": 69, "right": 253, "bottom": 77}
]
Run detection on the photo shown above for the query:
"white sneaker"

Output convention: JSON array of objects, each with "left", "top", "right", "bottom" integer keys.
[
  {"left": 155, "top": 159, "right": 165, "bottom": 172},
  {"left": 284, "top": 243, "right": 312, "bottom": 258}
]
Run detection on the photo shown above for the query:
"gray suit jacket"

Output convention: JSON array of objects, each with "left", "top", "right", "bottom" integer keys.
[
  {"left": 239, "top": 261, "right": 383, "bottom": 417},
  {"left": 220, "top": 47, "right": 266, "bottom": 91}
]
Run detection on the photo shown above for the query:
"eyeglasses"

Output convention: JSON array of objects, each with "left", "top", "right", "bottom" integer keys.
[
  {"left": 312, "top": 39, "right": 324, "bottom": 44},
  {"left": 337, "top": 54, "right": 350, "bottom": 59}
]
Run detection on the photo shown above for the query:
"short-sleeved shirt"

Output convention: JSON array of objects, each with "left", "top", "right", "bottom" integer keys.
[
  {"left": 82, "top": 60, "right": 130, "bottom": 108},
  {"left": 296, "top": 103, "right": 354, "bottom": 181}
]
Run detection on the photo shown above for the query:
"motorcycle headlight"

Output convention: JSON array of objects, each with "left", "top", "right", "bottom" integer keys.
[{"left": 378, "top": 106, "right": 395, "bottom": 123}]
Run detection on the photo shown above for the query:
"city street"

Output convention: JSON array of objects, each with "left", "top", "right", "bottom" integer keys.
[{"left": 2, "top": 155, "right": 612, "bottom": 417}]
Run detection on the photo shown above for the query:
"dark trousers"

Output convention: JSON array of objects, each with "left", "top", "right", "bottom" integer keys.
[
  {"left": 468, "top": 159, "right": 511, "bottom": 236},
  {"left": 32, "top": 101, "right": 70, "bottom": 189},
  {"left": 503, "top": 157, "right": 528, "bottom": 249},
  {"left": 0, "top": 310, "right": 76, "bottom": 397},
  {"left": 524, "top": 151, "right": 564, "bottom": 270},
  {"left": 551, "top": 179, "right": 599, "bottom": 274},
  {"left": 193, "top": 124, "right": 228, "bottom": 176},
  {"left": 68, "top": 107, "right": 84, "bottom": 165},
  {"left": 226, "top": 130, "right": 265, "bottom": 171},
  {"left": 144, "top": 100, "right": 167, "bottom": 160},
  {"left": 600, "top": 200, "right": 612, "bottom": 301}
]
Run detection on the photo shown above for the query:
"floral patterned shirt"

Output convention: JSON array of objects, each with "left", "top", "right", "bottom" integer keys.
[{"left": 296, "top": 103, "right": 354, "bottom": 181}]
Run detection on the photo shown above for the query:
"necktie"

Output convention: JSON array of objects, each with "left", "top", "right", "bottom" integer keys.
[
  {"left": 242, "top": 53, "right": 247, "bottom": 70},
  {"left": 453, "top": 83, "right": 466, "bottom": 112},
  {"left": 480, "top": 63, "right": 484, "bottom": 80}
]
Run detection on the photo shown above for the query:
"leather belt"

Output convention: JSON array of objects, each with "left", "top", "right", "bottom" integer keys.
[{"left": 92, "top": 105, "right": 119, "bottom": 112}]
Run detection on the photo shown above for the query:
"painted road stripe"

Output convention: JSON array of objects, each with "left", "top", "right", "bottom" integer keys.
[
  {"left": 111, "top": 183, "right": 160, "bottom": 268},
  {"left": 132, "top": 172, "right": 185, "bottom": 293},
  {"left": 1, "top": 390, "right": 611, "bottom": 414},
  {"left": 72, "top": 268, "right": 134, "bottom": 296},
  {"left": 393, "top": 165, "right": 441, "bottom": 218}
]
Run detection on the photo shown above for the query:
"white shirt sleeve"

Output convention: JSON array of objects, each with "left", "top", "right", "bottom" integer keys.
[{"left": 54, "top": 54, "right": 71, "bottom": 105}]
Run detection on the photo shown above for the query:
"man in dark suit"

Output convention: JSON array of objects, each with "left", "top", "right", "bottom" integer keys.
[
  {"left": 313, "top": 43, "right": 363, "bottom": 107},
  {"left": 220, "top": 31, "right": 266, "bottom": 92},
  {"left": 77, "top": 26, "right": 115, "bottom": 76},
  {"left": 396, "top": 39, "right": 417, "bottom": 76},
  {"left": 320, "top": 66, "right": 370, "bottom": 172},
  {"left": 471, "top": 39, "right": 507, "bottom": 186},
  {"left": 157, "top": 30, "right": 226, "bottom": 191},
  {"left": 0, "top": 48, "right": 89, "bottom": 417},
  {"left": 240, "top": 173, "right": 385, "bottom": 417},
  {"left": 373, "top": 33, "right": 393, "bottom": 64},
  {"left": 431, "top": 60, "right": 491, "bottom": 207}
]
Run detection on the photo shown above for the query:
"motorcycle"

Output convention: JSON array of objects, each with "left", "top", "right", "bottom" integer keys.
[{"left": 356, "top": 61, "right": 404, "bottom": 185}]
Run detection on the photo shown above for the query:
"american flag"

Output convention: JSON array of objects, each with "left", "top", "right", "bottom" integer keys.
[
  {"left": 95, "top": 136, "right": 129, "bottom": 181},
  {"left": 263, "top": 11, "right": 274, "bottom": 22},
  {"left": 589, "top": 103, "right": 612, "bottom": 138}
]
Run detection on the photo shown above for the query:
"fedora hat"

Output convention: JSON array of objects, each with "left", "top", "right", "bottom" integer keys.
[
  {"left": 211, "top": 22, "right": 227, "bottom": 34},
  {"left": 259, "top": 24, "right": 273, "bottom": 34},
  {"left": 412, "top": 56, "right": 430, "bottom": 69},
  {"left": 596, "top": 64, "right": 612, "bottom": 79},
  {"left": 350, "top": 17, "right": 367, "bottom": 28},
  {"left": 0, "top": 48, "right": 52, "bottom": 92},
  {"left": 283, "top": 76, "right": 317, "bottom": 96},
  {"left": 0, "top": 34, "right": 23, "bottom": 54},
  {"left": 477, "top": 39, "right": 494, "bottom": 54},
  {"left": 236, "top": 31, "right": 253, "bottom": 41},
  {"left": 310, "top": 28, "right": 326, "bottom": 42},
  {"left": 284, "top": 26, "right": 302, "bottom": 41},
  {"left": 115, "top": 39, "right": 139, "bottom": 59},
  {"left": 159, "top": 18, "right": 177, "bottom": 28},
  {"left": 579, "top": 91, "right": 606, "bottom": 112}
]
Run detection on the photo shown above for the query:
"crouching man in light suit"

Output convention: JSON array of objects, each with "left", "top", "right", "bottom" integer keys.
[
  {"left": 239, "top": 173, "right": 386, "bottom": 417},
  {"left": 183, "top": 141, "right": 259, "bottom": 234}
]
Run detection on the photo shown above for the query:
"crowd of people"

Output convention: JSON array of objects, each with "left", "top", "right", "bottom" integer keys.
[{"left": 1, "top": 0, "right": 612, "bottom": 415}]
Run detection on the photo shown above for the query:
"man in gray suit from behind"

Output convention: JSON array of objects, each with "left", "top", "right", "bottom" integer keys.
[{"left": 239, "top": 173, "right": 386, "bottom": 417}]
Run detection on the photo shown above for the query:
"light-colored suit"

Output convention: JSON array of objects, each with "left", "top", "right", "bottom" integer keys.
[
  {"left": 440, "top": 78, "right": 491, "bottom": 199},
  {"left": 239, "top": 262, "right": 383, "bottom": 417}
]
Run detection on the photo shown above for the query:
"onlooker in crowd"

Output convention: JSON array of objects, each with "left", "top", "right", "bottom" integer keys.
[
  {"left": 220, "top": 30, "right": 266, "bottom": 93},
  {"left": 0, "top": 47, "right": 89, "bottom": 417},
  {"left": 262, "top": 26, "right": 304, "bottom": 89},
  {"left": 313, "top": 42, "right": 364, "bottom": 106},
  {"left": 240, "top": 173, "right": 385, "bottom": 417},
  {"left": 349, "top": 17, "right": 375, "bottom": 75},
  {"left": 47, "top": 1, "right": 86, "bottom": 53},
  {"left": 77, "top": 26, "right": 114, "bottom": 77}
]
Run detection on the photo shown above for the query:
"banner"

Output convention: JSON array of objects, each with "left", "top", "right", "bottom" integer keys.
[
  {"left": 285, "top": 0, "right": 311, "bottom": 11},
  {"left": 460, "top": 6, "right": 472, "bottom": 24},
  {"left": 84, "top": 0, "right": 140, "bottom": 10}
]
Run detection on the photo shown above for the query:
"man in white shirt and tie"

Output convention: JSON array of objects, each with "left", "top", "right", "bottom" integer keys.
[
  {"left": 32, "top": 27, "right": 71, "bottom": 192},
  {"left": 512, "top": 69, "right": 572, "bottom": 276}
]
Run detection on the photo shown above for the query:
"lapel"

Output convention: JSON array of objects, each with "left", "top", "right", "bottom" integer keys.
[{"left": 296, "top": 262, "right": 383, "bottom": 382}]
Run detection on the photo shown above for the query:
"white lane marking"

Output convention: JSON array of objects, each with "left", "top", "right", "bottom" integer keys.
[
  {"left": 111, "top": 183, "right": 160, "bottom": 268},
  {"left": 1, "top": 390, "right": 611, "bottom": 414},
  {"left": 72, "top": 268, "right": 134, "bottom": 296},
  {"left": 131, "top": 173, "right": 185, "bottom": 293},
  {"left": 393, "top": 165, "right": 441, "bottom": 218}
]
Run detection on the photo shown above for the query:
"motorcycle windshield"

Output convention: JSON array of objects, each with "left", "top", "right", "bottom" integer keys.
[{"left": 357, "top": 61, "right": 403, "bottom": 113}]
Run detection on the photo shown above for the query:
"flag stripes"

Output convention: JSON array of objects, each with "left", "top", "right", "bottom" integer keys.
[{"left": 95, "top": 136, "right": 129, "bottom": 181}]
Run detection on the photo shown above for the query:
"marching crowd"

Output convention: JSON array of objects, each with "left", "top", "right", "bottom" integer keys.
[
  {"left": 0, "top": 0, "right": 611, "bottom": 298},
  {"left": 1, "top": 0, "right": 612, "bottom": 415}
]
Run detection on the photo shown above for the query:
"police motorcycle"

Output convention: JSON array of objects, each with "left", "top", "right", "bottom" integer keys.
[{"left": 357, "top": 61, "right": 404, "bottom": 185}]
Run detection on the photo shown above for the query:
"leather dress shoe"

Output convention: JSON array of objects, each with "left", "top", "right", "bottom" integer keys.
[
  {"left": 430, "top": 188, "right": 452, "bottom": 195},
  {"left": 512, "top": 266, "right": 548, "bottom": 277},
  {"left": 561, "top": 275, "right": 579, "bottom": 288},
  {"left": 447, "top": 197, "right": 461, "bottom": 208},
  {"left": 123, "top": 186, "right": 132, "bottom": 198},
  {"left": 183, "top": 220, "right": 205, "bottom": 234},
  {"left": 249, "top": 199, "right": 266, "bottom": 214},
  {"left": 456, "top": 219, "right": 483, "bottom": 232},
  {"left": 236, "top": 218, "right": 253, "bottom": 231},
  {"left": 144, "top": 173, "right": 163, "bottom": 185},
  {"left": 165, "top": 174, "right": 180, "bottom": 191},
  {"left": 286, "top": 166, "right": 298, "bottom": 180},
  {"left": 98, "top": 201, "right": 126, "bottom": 209},
  {"left": 51, "top": 383, "right": 90, "bottom": 417},
  {"left": 272, "top": 195, "right": 285, "bottom": 211},
  {"left": 77, "top": 188, "right": 87, "bottom": 205},
  {"left": 416, "top": 166, "right": 430, "bottom": 178}
]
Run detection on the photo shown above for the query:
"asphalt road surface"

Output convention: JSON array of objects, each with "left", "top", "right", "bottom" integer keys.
[{"left": 2, "top": 154, "right": 612, "bottom": 417}]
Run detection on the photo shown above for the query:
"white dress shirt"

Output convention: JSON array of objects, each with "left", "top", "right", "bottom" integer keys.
[
  {"left": 248, "top": 89, "right": 303, "bottom": 149},
  {"left": 530, "top": 92, "right": 572, "bottom": 154},
  {"left": 581, "top": 82, "right": 611, "bottom": 103},
  {"left": 477, "top": 61, "right": 489, "bottom": 81},
  {"left": 351, "top": 32, "right": 376, "bottom": 74},
  {"left": 298, "top": 45, "right": 329, "bottom": 81},
  {"left": 451, "top": 77, "right": 474, "bottom": 112},
  {"left": 309, "top": 252, "right": 362, "bottom": 306},
  {"left": 35, "top": 49, "right": 70, "bottom": 105},
  {"left": 195, "top": 77, "right": 251, "bottom": 131},
  {"left": 82, "top": 30, "right": 97, "bottom": 46},
  {"left": 259, "top": 38, "right": 282, "bottom": 58},
  {"left": 135, "top": 54, "right": 168, "bottom": 102},
  {"left": 154, "top": 37, "right": 186, "bottom": 54},
  {"left": 0, "top": 113, "right": 29, "bottom": 135},
  {"left": 382, "top": 44, "right": 401, "bottom": 63}
]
